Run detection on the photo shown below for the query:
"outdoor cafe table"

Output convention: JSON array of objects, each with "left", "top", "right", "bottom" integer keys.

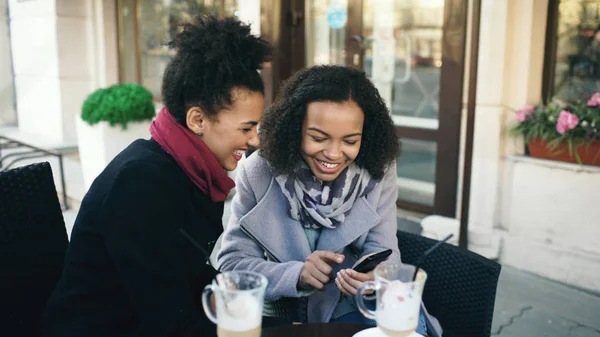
[
  {"left": 261, "top": 323, "right": 369, "bottom": 337},
  {"left": 261, "top": 322, "right": 426, "bottom": 337}
]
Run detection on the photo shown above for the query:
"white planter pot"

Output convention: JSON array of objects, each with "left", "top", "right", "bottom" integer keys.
[{"left": 75, "top": 118, "right": 152, "bottom": 190}]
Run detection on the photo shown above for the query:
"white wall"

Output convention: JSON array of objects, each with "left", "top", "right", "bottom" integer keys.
[
  {"left": 424, "top": 0, "right": 517, "bottom": 258},
  {"left": 9, "top": 0, "right": 62, "bottom": 140},
  {"left": 8, "top": 0, "right": 98, "bottom": 143},
  {"left": 500, "top": 157, "right": 600, "bottom": 291},
  {"left": 57, "top": 0, "right": 95, "bottom": 143},
  {"left": 466, "top": 0, "right": 509, "bottom": 232},
  {"left": 468, "top": 0, "right": 548, "bottom": 231},
  {"left": 0, "top": 0, "right": 16, "bottom": 125},
  {"left": 90, "top": 0, "right": 118, "bottom": 87}
]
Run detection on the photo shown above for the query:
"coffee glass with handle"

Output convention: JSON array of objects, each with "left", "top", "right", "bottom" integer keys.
[
  {"left": 356, "top": 262, "right": 427, "bottom": 337},
  {"left": 202, "top": 271, "right": 268, "bottom": 337}
]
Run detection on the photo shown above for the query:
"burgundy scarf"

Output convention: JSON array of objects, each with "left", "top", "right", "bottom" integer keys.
[{"left": 150, "top": 107, "right": 235, "bottom": 202}]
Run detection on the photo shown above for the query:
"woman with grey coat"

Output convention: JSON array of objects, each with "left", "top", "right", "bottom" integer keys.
[{"left": 218, "top": 65, "right": 442, "bottom": 337}]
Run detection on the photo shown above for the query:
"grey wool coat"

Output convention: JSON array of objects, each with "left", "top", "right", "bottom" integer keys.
[{"left": 217, "top": 153, "right": 442, "bottom": 336}]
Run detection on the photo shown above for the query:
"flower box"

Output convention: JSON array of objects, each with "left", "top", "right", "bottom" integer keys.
[
  {"left": 528, "top": 138, "right": 600, "bottom": 167},
  {"left": 510, "top": 93, "right": 600, "bottom": 166}
]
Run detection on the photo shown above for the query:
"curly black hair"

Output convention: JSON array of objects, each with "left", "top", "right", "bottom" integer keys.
[
  {"left": 259, "top": 65, "right": 400, "bottom": 180},
  {"left": 162, "top": 16, "right": 271, "bottom": 125}
]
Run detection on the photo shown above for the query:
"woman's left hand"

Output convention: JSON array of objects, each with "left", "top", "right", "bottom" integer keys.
[{"left": 335, "top": 268, "right": 375, "bottom": 296}]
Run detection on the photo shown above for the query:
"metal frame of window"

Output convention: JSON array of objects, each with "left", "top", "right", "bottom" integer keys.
[
  {"left": 542, "top": 0, "right": 560, "bottom": 101},
  {"left": 259, "top": 0, "right": 306, "bottom": 105}
]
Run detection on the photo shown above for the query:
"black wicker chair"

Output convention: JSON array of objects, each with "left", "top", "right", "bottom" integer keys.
[
  {"left": 263, "top": 297, "right": 308, "bottom": 324},
  {"left": 0, "top": 162, "right": 69, "bottom": 336},
  {"left": 397, "top": 230, "right": 501, "bottom": 337}
]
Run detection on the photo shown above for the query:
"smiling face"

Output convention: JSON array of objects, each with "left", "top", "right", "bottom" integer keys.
[
  {"left": 300, "top": 100, "right": 364, "bottom": 182},
  {"left": 187, "top": 87, "right": 264, "bottom": 171}
]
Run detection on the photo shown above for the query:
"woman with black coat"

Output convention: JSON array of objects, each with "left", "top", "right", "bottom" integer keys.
[{"left": 42, "top": 16, "right": 270, "bottom": 337}]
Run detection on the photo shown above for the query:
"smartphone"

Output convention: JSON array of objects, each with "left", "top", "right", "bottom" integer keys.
[{"left": 352, "top": 249, "right": 393, "bottom": 273}]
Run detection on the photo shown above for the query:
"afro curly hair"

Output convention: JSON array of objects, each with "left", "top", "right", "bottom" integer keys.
[
  {"left": 259, "top": 65, "right": 400, "bottom": 180},
  {"left": 161, "top": 15, "right": 271, "bottom": 125}
]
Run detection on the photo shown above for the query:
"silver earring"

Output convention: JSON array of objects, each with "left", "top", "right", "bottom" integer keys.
[{"left": 196, "top": 130, "right": 203, "bottom": 136}]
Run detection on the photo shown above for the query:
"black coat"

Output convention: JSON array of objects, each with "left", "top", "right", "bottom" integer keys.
[{"left": 42, "top": 139, "right": 223, "bottom": 337}]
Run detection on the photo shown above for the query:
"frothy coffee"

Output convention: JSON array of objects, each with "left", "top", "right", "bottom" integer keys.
[
  {"left": 216, "top": 293, "right": 261, "bottom": 337},
  {"left": 376, "top": 278, "right": 422, "bottom": 335},
  {"left": 217, "top": 326, "right": 261, "bottom": 337}
]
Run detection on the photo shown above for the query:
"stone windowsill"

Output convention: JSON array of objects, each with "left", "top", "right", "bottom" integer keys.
[{"left": 507, "top": 155, "right": 600, "bottom": 174}]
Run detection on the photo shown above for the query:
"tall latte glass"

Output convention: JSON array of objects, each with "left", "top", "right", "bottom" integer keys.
[
  {"left": 356, "top": 262, "right": 427, "bottom": 337},
  {"left": 202, "top": 271, "right": 267, "bottom": 337}
]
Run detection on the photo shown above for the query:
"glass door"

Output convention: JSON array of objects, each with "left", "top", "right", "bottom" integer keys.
[{"left": 304, "top": 0, "right": 467, "bottom": 216}]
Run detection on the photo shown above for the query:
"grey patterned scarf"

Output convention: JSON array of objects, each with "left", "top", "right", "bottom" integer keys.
[{"left": 274, "top": 162, "right": 378, "bottom": 229}]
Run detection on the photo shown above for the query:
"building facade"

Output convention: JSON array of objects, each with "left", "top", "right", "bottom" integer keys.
[{"left": 4, "top": 0, "right": 600, "bottom": 292}]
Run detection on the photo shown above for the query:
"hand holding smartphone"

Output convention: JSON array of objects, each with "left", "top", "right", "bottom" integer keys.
[{"left": 352, "top": 249, "right": 392, "bottom": 273}]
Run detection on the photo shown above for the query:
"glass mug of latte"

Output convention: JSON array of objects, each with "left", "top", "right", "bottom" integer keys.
[
  {"left": 202, "top": 271, "right": 268, "bottom": 337},
  {"left": 356, "top": 262, "right": 427, "bottom": 337}
]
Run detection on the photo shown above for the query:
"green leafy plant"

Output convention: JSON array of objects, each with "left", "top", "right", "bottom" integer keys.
[
  {"left": 81, "top": 84, "right": 155, "bottom": 129},
  {"left": 509, "top": 93, "right": 600, "bottom": 160}
]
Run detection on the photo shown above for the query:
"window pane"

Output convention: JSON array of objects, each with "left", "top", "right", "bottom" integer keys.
[
  {"left": 553, "top": 0, "right": 600, "bottom": 101},
  {"left": 304, "top": 0, "right": 444, "bottom": 128},
  {"left": 138, "top": 0, "right": 221, "bottom": 97},
  {"left": 397, "top": 138, "right": 436, "bottom": 206},
  {"left": 117, "top": 1, "right": 245, "bottom": 97},
  {"left": 363, "top": 0, "right": 444, "bottom": 129},
  {"left": 305, "top": 0, "right": 348, "bottom": 67}
]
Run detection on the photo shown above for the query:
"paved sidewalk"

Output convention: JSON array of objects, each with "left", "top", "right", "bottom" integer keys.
[
  {"left": 391, "top": 213, "right": 600, "bottom": 336},
  {"left": 492, "top": 265, "right": 600, "bottom": 337}
]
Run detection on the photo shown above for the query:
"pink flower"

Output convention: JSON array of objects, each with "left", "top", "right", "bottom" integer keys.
[
  {"left": 515, "top": 104, "right": 535, "bottom": 122},
  {"left": 587, "top": 93, "right": 600, "bottom": 106},
  {"left": 515, "top": 110, "right": 527, "bottom": 122},
  {"left": 523, "top": 104, "right": 536, "bottom": 113},
  {"left": 556, "top": 110, "right": 579, "bottom": 134}
]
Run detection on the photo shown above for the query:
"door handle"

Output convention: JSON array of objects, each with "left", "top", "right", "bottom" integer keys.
[
  {"left": 290, "top": 10, "right": 303, "bottom": 27},
  {"left": 398, "top": 34, "right": 411, "bottom": 83},
  {"left": 350, "top": 34, "right": 363, "bottom": 43},
  {"left": 349, "top": 35, "right": 365, "bottom": 67}
]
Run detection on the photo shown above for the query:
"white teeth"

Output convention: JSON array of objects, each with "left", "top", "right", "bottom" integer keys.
[
  {"left": 233, "top": 150, "right": 245, "bottom": 156},
  {"left": 318, "top": 160, "right": 339, "bottom": 169}
]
